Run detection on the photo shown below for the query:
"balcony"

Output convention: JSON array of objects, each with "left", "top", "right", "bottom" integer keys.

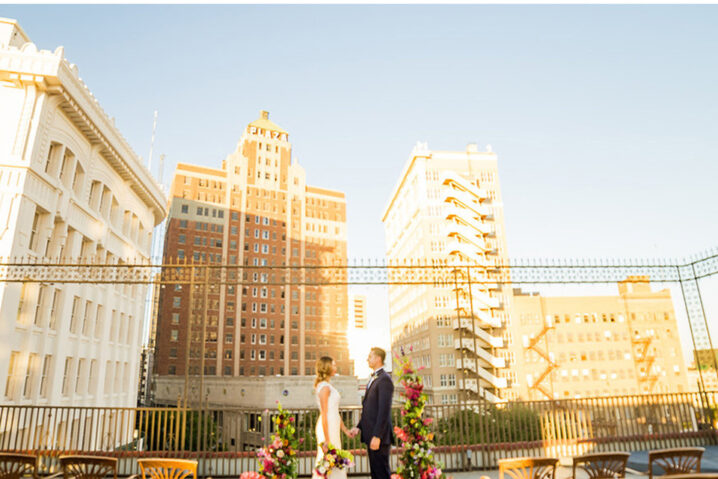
[
  {"left": 445, "top": 223, "right": 490, "bottom": 251},
  {"left": 445, "top": 207, "right": 494, "bottom": 235},
  {"left": 445, "top": 241, "right": 491, "bottom": 266},
  {"left": 440, "top": 171, "right": 489, "bottom": 200},
  {"left": 452, "top": 318, "right": 504, "bottom": 347},
  {"left": 456, "top": 358, "right": 508, "bottom": 388},
  {"left": 457, "top": 288, "right": 501, "bottom": 310},
  {"left": 454, "top": 303, "right": 502, "bottom": 328},
  {"left": 454, "top": 338, "right": 506, "bottom": 368},
  {"left": 442, "top": 189, "right": 492, "bottom": 219},
  {"left": 479, "top": 386, "right": 503, "bottom": 403}
]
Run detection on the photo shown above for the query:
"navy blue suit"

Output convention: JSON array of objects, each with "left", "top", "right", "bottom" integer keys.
[{"left": 357, "top": 368, "right": 394, "bottom": 479}]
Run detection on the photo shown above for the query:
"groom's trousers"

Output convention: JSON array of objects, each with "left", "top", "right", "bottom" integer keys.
[{"left": 368, "top": 444, "right": 391, "bottom": 479}]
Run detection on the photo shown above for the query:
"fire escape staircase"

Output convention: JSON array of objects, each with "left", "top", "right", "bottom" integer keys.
[
  {"left": 524, "top": 320, "right": 558, "bottom": 400},
  {"left": 632, "top": 335, "right": 658, "bottom": 391}
]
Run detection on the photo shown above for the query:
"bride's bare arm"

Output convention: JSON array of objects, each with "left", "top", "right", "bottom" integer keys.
[
  {"left": 319, "top": 385, "right": 331, "bottom": 447},
  {"left": 340, "top": 416, "right": 350, "bottom": 435}
]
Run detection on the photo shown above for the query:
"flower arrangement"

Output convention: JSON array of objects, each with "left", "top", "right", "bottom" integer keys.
[
  {"left": 241, "top": 402, "right": 300, "bottom": 479},
  {"left": 240, "top": 472, "right": 265, "bottom": 479},
  {"left": 392, "top": 349, "right": 446, "bottom": 479},
  {"left": 313, "top": 443, "right": 355, "bottom": 479}
]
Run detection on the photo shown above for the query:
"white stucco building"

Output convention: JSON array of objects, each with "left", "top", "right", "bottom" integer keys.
[{"left": 0, "top": 18, "right": 166, "bottom": 408}]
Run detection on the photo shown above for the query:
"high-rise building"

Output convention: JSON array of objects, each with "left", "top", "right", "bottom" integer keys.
[
  {"left": 154, "top": 111, "right": 352, "bottom": 387},
  {"left": 383, "top": 142, "right": 511, "bottom": 403},
  {"left": 0, "top": 18, "right": 167, "bottom": 407},
  {"left": 511, "top": 276, "right": 690, "bottom": 399}
]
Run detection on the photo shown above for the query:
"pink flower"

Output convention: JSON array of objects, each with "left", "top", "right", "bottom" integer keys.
[{"left": 423, "top": 418, "right": 433, "bottom": 426}]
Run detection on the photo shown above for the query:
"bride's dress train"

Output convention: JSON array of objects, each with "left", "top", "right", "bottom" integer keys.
[{"left": 313, "top": 381, "right": 347, "bottom": 479}]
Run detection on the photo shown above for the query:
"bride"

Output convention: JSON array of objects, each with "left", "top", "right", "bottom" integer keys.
[{"left": 313, "top": 356, "right": 353, "bottom": 479}]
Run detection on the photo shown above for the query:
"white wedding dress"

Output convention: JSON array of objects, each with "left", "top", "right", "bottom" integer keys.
[{"left": 313, "top": 381, "right": 347, "bottom": 479}]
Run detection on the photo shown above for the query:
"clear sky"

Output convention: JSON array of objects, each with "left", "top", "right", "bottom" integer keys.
[
  {"left": 4, "top": 4, "right": 717, "bottom": 261},
  {"left": 4, "top": 5, "right": 717, "bottom": 376}
]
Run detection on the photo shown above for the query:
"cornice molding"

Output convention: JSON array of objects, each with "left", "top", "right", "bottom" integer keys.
[{"left": 0, "top": 40, "right": 167, "bottom": 225}]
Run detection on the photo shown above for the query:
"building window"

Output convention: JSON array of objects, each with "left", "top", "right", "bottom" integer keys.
[
  {"left": 39, "top": 355, "right": 52, "bottom": 398},
  {"left": 61, "top": 357, "right": 73, "bottom": 396},
  {"left": 4, "top": 351, "right": 20, "bottom": 399}
]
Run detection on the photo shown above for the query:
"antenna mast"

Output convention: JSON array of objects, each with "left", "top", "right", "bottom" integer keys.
[{"left": 159, "top": 154, "right": 166, "bottom": 192}]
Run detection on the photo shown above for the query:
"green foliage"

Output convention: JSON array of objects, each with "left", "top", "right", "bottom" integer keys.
[
  {"left": 433, "top": 404, "right": 542, "bottom": 445},
  {"left": 135, "top": 410, "right": 224, "bottom": 451}
]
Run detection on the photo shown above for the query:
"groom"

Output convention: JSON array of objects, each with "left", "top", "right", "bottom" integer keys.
[{"left": 351, "top": 347, "right": 394, "bottom": 479}]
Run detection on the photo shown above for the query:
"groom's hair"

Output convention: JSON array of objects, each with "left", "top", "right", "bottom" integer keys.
[{"left": 371, "top": 347, "right": 386, "bottom": 364}]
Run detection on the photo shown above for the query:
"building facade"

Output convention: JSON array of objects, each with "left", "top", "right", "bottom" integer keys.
[
  {"left": 349, "top": 294, "right": 367, "bottom": 330},
  {"left": 154, "top": 111, "right": 352, "bottom": 396},
  {"left": 383, "top": 142, "right": 512, "bottom": 403},
  {"left": 0, "top": 18, "right": 167, "bottom": 408},
  {"left": 511, "top": 276, "right": 690, "bottom": 399}
]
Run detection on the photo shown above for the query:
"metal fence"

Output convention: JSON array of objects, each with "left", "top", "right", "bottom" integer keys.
[{"left": 1, "top": 391, "right": 717, "bottom": 475}]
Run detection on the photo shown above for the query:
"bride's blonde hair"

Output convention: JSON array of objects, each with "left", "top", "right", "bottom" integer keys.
[{"left": 314, "top": 356, "right": 334, "bottom": 388}]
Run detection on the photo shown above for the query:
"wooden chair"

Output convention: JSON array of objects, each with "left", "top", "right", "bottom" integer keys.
[
  {"left": 648, "top": 447, "right": 705, "bottom": 479},
  {"left": 46, "top": 456, "right": 136, "bottom": 479},
  {"left": 0, "top": 453, "right": 38, "bottom": 479},
  {"left": 137, "top": 459, "right": 197, "bottom": 479},
  {"left": 572, "top": 452, "right": 631, "bottom": 479},
  {"left": 499, "top": 457, "right": 560, "bottom": 479}
]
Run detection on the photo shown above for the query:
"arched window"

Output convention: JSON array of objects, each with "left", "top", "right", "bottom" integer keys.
[
  {"left": 89, "top": 181, "right": 102, "bottom": 211},
  {"left": 71, "top": 162, "right": 85, "bottom": 196}
]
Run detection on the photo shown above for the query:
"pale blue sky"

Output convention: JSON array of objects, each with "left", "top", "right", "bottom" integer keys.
[{"left": 4, "top": 5, "right": 717, "bottom": 262}]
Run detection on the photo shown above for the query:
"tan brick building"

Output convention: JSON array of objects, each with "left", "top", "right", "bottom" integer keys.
[
  {"left": 154, "top": 111, "right": 352, "bottom": 384},
  {"left": 511, "top": 276, "right": 690, "bottom": 400}
]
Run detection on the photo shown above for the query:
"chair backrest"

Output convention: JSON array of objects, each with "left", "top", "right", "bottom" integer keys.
[
  {"left": 0, "top": 453, "right": 37, "bottom": 479},
  {"left": 137, "top": 459, "right": 197, "bottom": 479},
  {"left": 499, "top": 457, "right": 559, "bottom": 479},
  {"left": 648, "top": 447, "right": 705, "bottom": 479},
  {"left": 59, "top": 456, "right": 118, "bottom": 479},
  {"left": 572, "top": 452, "right": 631, "bottom": 479}
]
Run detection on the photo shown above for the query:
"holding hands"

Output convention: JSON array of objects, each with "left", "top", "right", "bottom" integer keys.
[{"left": 345, "top": 427, "right": 359, "bottom": 438}]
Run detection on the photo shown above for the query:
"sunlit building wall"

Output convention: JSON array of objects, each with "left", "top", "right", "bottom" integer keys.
[
  {"left": 512, "top": 276, "right": 690, "bottom": 400},
  {"left": 349, "top": 294, "right": 367, "bottom": 330},
  {"left": 383, "top": 142, "right": 512, "bottom": 403},
  {"left": 0, "top": 18, "right": 167, "bottom": 408}
]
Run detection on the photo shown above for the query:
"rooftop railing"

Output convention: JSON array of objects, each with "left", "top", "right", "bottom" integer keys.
[{"left": 1, "top": 391, "right": 717, "bottom": 475}]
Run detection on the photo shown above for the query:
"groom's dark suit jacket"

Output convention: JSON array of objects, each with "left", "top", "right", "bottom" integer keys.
[{"left": 357, "top": 368, "right": 394, "bottom": 446}]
